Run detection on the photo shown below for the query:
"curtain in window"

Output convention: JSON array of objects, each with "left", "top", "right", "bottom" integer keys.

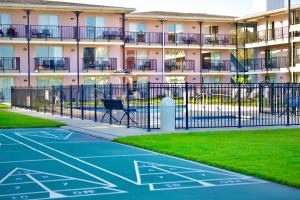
[{"left": 0, "top": 77, "right": 14, "bottom": 101}]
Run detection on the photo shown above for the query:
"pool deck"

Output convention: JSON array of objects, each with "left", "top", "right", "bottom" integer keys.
[{"left": 7, "top": 108, "right": 300, "bottom": 140}]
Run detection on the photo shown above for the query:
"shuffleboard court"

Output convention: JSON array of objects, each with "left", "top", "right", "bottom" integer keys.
[{"left": 0, "top": 128, "right": 299, "bottom": 200}]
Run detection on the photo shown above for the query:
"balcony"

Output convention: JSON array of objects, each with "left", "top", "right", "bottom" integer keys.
[
  {"left": 30, "top": 25, "right": 76, "bottom": 40},
  {"left": 125, "top": 59, "right": 157, "bottom": 72},
  {"left": 202, "top": 34, "right": 236, "bottom": 46},
  {"left": 0, "top": 57, "right": 20, "bottom": 72},
  {"left": 82, "top": 57, "right": 117, "bottom": 72},
  {"left": 202, "top": 60, "right": 231, "bottom": 72},
  {"left": 34, "top": 57, "right": 70, "bottom": 72},
  {"left": 246, "top": 27, "right": 288, "bottom": 44},
  {"left": 165, "top": 33, "right": 201, "bottom": 45},
  {"left": 165, "top": 59, "right": 195, "bottom": 72},
  {"left": 0, "top": 24, "right": 26, "bottom": 38},
  {"left": 125, "top": 32, "right": 162, "bottom": 45},
  {"left": 79, "top": 27, "right": 122, "bottom": 41},
  {"left": 244, "top": 57, "right": 289, "bottom": 71}
]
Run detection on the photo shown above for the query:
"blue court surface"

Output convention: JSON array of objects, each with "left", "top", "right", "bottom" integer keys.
[{"left": 0, "top": 128, "right": 299, "bottom": 200}]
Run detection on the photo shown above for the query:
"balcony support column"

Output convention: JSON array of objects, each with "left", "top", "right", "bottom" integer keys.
[
  {"left": 235, "top": 22, "right": 239, "bottom": 80},
  {"left": 265, "top": 16, "right": 269, "bottom": 43},
  {"left": 288, "top": 0, "right": 293, "bottom": 82},
  {"left": 24, "top": 9, "right": 31, "bottom": 87},
  {"left": 122, "top": 13, "right": 126, "bottom": 71},
  {"left": 199, "top": 21, "right": 203, "bottom": 83},
  {"left": 161, "top": 19, "right": 166, "bottom": 83},
  {"left": 73, "top": 11, "right": 81, "bottom": 86},
  {"left": 243, "top": 21, "right": 247, "bottom": 76}
]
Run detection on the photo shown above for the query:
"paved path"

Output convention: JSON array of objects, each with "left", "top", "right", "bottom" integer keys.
[
  {"left": 0, "top": 128, "right": 299, "bottom": 200},
  {"left": 9, "top": 108, "right": 300, "bottom": 140}
]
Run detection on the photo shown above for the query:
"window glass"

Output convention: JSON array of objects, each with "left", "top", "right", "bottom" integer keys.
[
  {"left": 37, "top": 77, "right": 63, "bottom": 87},
  {"left": 129, "top": 23, "right": 145, "bottom": 32},
  {"left": 0, "top": 77, "right": 14, "bottom": 101},
  {"left": 0, "top": 13, "right": 11, "bottom": 24}
]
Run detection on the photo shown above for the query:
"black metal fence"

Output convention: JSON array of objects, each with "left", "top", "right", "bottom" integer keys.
[{"left": 11, "top": 83, "right": 300, "bottom": 131}]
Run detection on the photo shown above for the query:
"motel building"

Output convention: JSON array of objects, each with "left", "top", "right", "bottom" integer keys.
[{"left": 0, "top": 0, "right": 300, "bottom": 101}]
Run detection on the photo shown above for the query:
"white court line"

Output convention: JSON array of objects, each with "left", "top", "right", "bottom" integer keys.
[
  {"left": 149, "top": 180, "right": 267, "bottom": 191},
  {"left": 1, "top": 134, "right": 115, "bottom": 188},
  {"left": 0, "top": 168, "right": 18, "bottom": 184},
  {"left": 26, "top": 174, "right": 66, "bottom": 199},
  {"left": 115, "top": 142, "right": 258, "bottom": 179},
  {"left": 14, "top": 133, "right": 139, "bottom": 186},
  {"left": 151, "top": 166, "right": 214, "bottom": 187},
  {"left": 0, "top": 159, "right": 53, "bottom": 164},
  {"left": 136, "top": 161, "right": 247, "bottom": 178},
  {"left": 79, "top": 153, "right": 157, "bottom": 159},
  {"left": 12, "top": 167, "right": 116, "bottom": 186},
  {"left": 134, "top": 161, "right": 142, "bottom": 185}
]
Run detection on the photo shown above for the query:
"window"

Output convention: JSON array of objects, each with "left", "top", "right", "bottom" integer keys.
[
  {"left": 0, "top": 46, "right": 14, "bottom": 69},
  {"left": 209, "top": 26, "right": 219, "bottom": 35},
  {"left": 37, "top": 77, "right": 63, "bottom": 87},
  {"left": 86, "top": 16, "right": 105, "bottom": 38},
  {"left": 39, "top": 15, "right": 59, "bottom": 37},
  {"left": 36, "top": 46, "right": 63, "bottom": 58},
  {"left": 167, "top": 24, "right": 183, "bottom": 43},
  {"left": 0, "top": 13, "right": 11, "bottom": 24},
  {"left": 129, "top": 23, "right": 145, "bottom": 32},
  {"left": 83, "top": 77, "right": 109, "bottom": 85},
  {"left": 0, "top": 77, "right": 14, "bottom": 101}
]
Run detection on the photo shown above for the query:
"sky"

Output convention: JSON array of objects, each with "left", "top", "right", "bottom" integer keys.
[{"left": 51, "top": 0, "right": 300, "bottom": 17}]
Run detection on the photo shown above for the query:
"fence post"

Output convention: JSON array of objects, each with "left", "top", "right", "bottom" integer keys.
[
  {"left": 81, "top": 84, "right": 84, "bottom": 120},
  {"left": 29, "top": 86, "right": 32, "bottom": 110},
  {"left": 109, "top": 83, "right": 112, "bottom": 125},
  {"left": 286, "top": 82, "right": 290, "bottom": 126},
  {"left": 126, "top": 83, "right": 130, "bottom": 128},
  {"left": 44, "top": 86, "right": 46, "bottom": 113},
  {"left": 185, "top": 82, "right": 189, "bottom": 130},
  {"left": 70, "top": 85, "right": 73, "bottom": 118},
  {"left": 147, "top": 82, "right": 151, "bottom": 132},
  {"left": 94, "top": 84, "right": 97, "bottom": 122},
  {"left": 238, "top": 82, "right": 242, "bottom": 128},
  {"left": 51, "top": 86, "right": 54, "bottom": 115},
  {"left": 270, "top": 82, "right": 275, "bottom": 115},
  {"left": 37, "top": 86, "right": 39, "bottom": 113},
  {"left": 60, "top": 85, "right": 63, "bottom": 116},
  {"left": 258, "top": 83, "right": 263, "bottom": 113}
]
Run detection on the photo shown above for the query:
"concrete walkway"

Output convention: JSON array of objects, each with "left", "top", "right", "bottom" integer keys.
[{"left": 8, "top": 108, "right": 300, "bottom": 140}]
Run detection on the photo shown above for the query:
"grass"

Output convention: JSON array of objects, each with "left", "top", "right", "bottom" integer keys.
[
  {"left": 0, "top": 103, "right": 10, "bottom": 109},
  {"left": 115, "top": 129, "right": 300, "bottom": 188},
  {"left": 0, "top": 110, "right": 64, "bottom": 129}
]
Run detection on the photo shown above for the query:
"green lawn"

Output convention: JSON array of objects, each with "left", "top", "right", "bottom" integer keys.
[
  {"left": 115, "top": 129, "right": 300, "bottom": 188},
  {"left": 0, "top": 110, "right": 64, "bottom": 129},
  {"left": 0, "top": 103, "right": 10, "bottom": 109}
]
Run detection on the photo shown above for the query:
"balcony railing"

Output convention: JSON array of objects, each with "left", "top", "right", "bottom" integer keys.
[
  {"left": 246, "top": 27, "right": 288, "bottom": 44},
  {"left": 165, "top": 59, "right": 195, "bottom": 72},
  {"left": 244, "top": 57, "right": 288, "bottom": 71},
  {"left": 0, "top": 57, "right": 20, "bottom": 72},
  {"left": 165, "top": 33, "right": 201, "bottom": 45},
  {"left": 268, "top": 27, "right": 289, "bottom": 41},
  {"left": 202, "top": 34, "right": 236, "bottom": 46},
  {"left": 202, "top": 60, "right": 231, "bottom": 71},
  {"left": 125, "top": 59, "right": 157, "bottom": 72},
  {"left": 79, "top": 27, "right": 122, "bottom": 41},
  {"left": 82, "top": 57, "right": 117, "bottom": 71},
  {"left": 0, "top": 24, "right": 26, "bottom": 38},
  {"left": 125, "top": 32, "right": 162, "bottom": 44},
  {"left": 30, "top": 25, "right": 76, "bottom": 40},
  {"left": 34, "top": 57, "right": 70, "bottom": 72}
]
